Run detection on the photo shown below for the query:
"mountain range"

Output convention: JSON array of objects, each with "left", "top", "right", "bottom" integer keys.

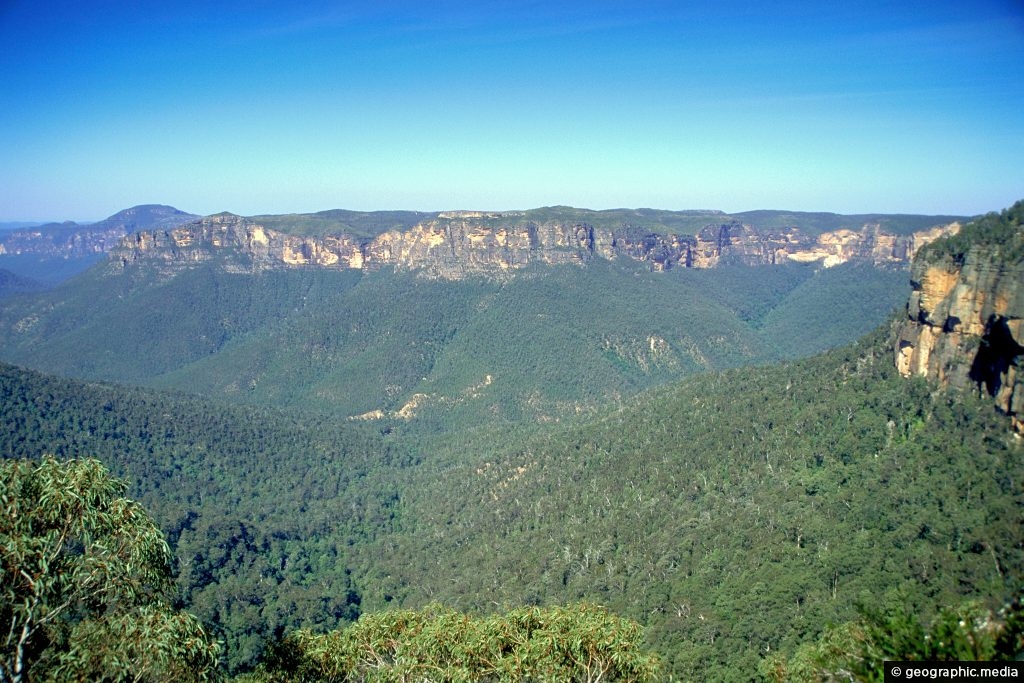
[
  {"left": 0, "top": 204, "right": 199, "bottom": 286},
  {"left": 0, "top": 203, "right": 969, "bottom": 423},
  {"left": 1, "top": 211, "right": 948, "bottom": 425},
  {"left": 1, "top": 204, "right": 965, "bottom": 281}
]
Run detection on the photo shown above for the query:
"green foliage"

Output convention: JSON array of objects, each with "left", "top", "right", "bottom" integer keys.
[
  {"left": 916, "top": 200, "right": 1024, "bottom": 265},
  {"left": 0, "top": 363, "right": 398, "bottom": 673},
  {"left": 0, "top": 457, "right": 220, "bottom": 682},
  {"left": 2, "top": 319, "right": 1020, "bottom": 679},
  {"left": 0, "top": 269, "right": 44, "bottom": 299},
  {"left": 0, "top": 266, "right": 364, "bottom": 383},
  {"left": 762, "top": 594, "right": 1024, "bottom": 682},
  {"left": 756, "top": 263, "right": 910, "bottom": 358},
  {"left": 364, "top": 327, "right": 1022, "bottom": 680},
  {"left": 248, "top": 210, "right": 436, "bottom": 238},
  {"left": 49, "top": 605, "right": 222, "bottom": 682},
  {"left": 0, "top": 253, "right": 103, "bottom": 286},
  {"left": 251, "top": 603, "right": 659, "bottom": 682}
]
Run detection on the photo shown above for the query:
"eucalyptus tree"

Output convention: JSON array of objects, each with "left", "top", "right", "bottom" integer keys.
[{"left": 0, "top": 457, "right": 220, "bottom": 682}]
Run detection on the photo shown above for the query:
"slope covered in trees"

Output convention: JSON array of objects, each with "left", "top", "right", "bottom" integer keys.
[
  {"left": 0, "top": 257, "right": 910, "bottom": 428},
  {"left": 355, "top": 325, "right": 1022, "bottom": 679},
  {"left": 2, "top": 457, "right": 662, "bottom": 682},
  {"left": 0, "top": 363, "right": 405, "bottom": 670},
  {"left": 2, "top": 319, "right": 1020, "bottom": 678}
]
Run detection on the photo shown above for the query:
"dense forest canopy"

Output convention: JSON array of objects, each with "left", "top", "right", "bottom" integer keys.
[{"left": 1, "top": 320, "right": 1020, "bottom": 678}]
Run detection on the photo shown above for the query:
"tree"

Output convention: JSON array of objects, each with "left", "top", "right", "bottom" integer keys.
[
  {"left": 760, "top": 595, "right": 1024, "bottom": 682},
  {"left": 250, "top": 602, "right": 660, "bottom": 682},
  {"left": 0, "top": 456, "right": 220, "bottom": 682}
]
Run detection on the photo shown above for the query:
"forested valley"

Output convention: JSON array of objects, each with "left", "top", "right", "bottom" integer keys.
[{"left": 1, "top": 205, "right": 1022, "bottom": 681}]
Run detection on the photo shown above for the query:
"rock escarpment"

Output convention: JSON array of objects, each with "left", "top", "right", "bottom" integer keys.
[
  {"left": 110, "top": 210, "right": 961, "bottom": 279},
  {"left": 113, "top": 213, "right": 367, "bottom": 275},
  {"left": 894, "top": 203, "right": 1024, "bottom": 433}
]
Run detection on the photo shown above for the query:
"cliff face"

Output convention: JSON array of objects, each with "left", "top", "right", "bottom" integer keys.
[
  {"left": 114, "top": 213, "right": 366, "bottom": 275},
  {"left": 109, "top": 211, "right": 960, "bottom": 278},
  {"left": 894, "top": 205, "right": 1024, "bottom": 433}
]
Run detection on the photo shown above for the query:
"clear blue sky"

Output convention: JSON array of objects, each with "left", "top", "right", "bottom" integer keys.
[{"left": 1, "top": 0, "right": 1022, "bottom": 220}]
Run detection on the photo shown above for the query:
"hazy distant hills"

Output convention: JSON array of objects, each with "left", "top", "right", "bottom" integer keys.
[
  {"left": 0, "top": 221, "right": 45, "bottom": 231},
  {"left": 0, "top": 204, "right": 198, "bottom": 283}
]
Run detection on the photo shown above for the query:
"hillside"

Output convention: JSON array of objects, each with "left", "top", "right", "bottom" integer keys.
[
  {"left": 0, "top": 254, "right": 910, "bottom": 426},
  {"left": 357, "top": 325, "right": 1022, "bottom": 680},
  {"left": 0, "top": 268, "right": 44, "bottom": 298},
  {"left": 1, "top": 323, "right": 1019, "bottom": 678},
  {"left": 0, "top": 362, "right": 406, "bottom": 669}
]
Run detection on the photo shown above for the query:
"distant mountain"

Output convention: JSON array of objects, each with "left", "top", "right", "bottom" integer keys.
[
  {"left": 0, "top": 221, "right": 44, "bottom": 231},
  {"left": 0, "top": 204, "right": 198, "bottom": 283},
  {"left": 0, "top": 203, "right": 970, "bottom": 424},
  {"left": 0, "top": 204, "right": 198, "bottom": 258}
]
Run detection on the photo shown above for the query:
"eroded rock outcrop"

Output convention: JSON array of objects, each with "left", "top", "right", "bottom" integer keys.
[
  {"left": 361, "top": 215, "right": 598, "bottom": 275},
  {"left": 894, "top": 204, "right": 1024, "bottom": 433},
  {"left": 112, "top": 213, "right": 366, "bottom": 276}
]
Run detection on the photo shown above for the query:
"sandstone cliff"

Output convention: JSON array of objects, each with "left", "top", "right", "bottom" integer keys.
[
  {"left": 894, "top": 203, "right": 1024, "bottom": 433},
  {"left": 109, "top": 210, "right": 961, "bottom": 279}
]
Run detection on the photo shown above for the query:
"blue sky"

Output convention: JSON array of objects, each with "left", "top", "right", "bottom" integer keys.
[{"left": 1, "top": 0, "right": 1022, "bottom": 220}]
